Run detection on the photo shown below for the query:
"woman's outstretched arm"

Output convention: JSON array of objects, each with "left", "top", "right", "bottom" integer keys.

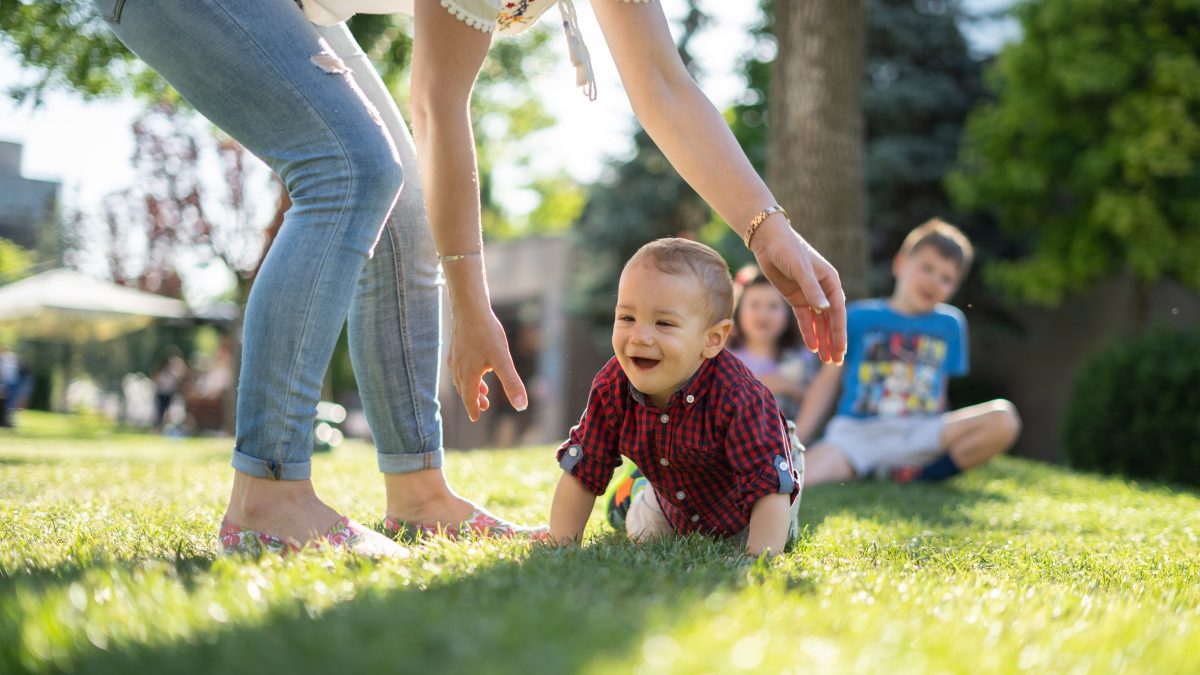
[
  {"left": 591, "top": 0, "right": 847, "bottom": 364},
  {"left": 411, "top": 0, "right": 528, "bottom": 420}
]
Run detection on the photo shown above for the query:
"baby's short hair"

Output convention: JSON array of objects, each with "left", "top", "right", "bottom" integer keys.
[
  {"left": 625, "top": 238, "right": 734, "bottom": 325},
  {"left": 900, "top": 218, "right": 975, "bottom": 274}
]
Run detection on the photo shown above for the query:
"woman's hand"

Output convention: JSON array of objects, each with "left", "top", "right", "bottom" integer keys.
[
  {"left": 447, "top": 303, "right": 527, "bottom": 422},
  {"left": 751, "top": 217, "right": 847, "bottom": 365}
]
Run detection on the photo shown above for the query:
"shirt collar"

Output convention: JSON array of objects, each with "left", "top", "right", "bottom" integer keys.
[{"left": 626, "top": 355, "right": 717, "bottom": 410}]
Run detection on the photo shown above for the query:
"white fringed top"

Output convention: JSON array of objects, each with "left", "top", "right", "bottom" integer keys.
[{"left": 300, "top": 0, "right": 653, "bottom": 99}]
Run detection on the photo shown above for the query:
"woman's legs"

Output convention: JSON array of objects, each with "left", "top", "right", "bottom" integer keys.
[
  {"left": 100, "top": 0, "right": 403, "bottom": 544},
  {"left": 315, "top": 24, "right": 502, "bottom": 527}
]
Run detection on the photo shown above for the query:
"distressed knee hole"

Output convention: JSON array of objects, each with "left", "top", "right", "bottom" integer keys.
[
  {"left": 310, "top": 39, "right": 349, "bottom": 74},
  {"left": 311, "top": 51, "right": 349, "bottom": 75}
]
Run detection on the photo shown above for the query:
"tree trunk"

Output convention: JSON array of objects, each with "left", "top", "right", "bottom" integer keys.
[{"left": 768, "top": 0, "right": 869, "bottom": 300}]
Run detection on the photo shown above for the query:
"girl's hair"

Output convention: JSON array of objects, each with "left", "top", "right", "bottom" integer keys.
[{"left": 728, "top": 266, "right": 801, "bottom": 351}]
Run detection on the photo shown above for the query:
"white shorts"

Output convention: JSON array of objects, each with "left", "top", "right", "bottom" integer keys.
[
  {"left": 626, "top": 437, "right": 806, "bottom": 544},
  {"left": 820, "top": 414, "right": 947, "bottom": 477}
]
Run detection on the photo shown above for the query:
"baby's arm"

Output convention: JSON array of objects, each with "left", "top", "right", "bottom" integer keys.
[
  {"left": 793, "top": 363, "right": 842, "bottom": 444},
  {"left": 745, "top": 493, "right": 791, "bottom": 557},
  {"left": 548, "top": 473, "right": 597, "bottom": 544}
]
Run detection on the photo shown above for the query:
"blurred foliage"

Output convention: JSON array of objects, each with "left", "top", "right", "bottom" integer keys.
[
  {"left": 1062, "top": 329, "right": 1200, "bottom": 488},
  {"left": 861, "top": 0, "right": 988, "bottom": 292},
  {"left": 949, "top": 0, "right": 1200, "bottom": 306},
  {"left": 0, "top": 0, "right": 163, "bottom": 104},
  {"left": 0, "top": 237, "right": 34, "bottom": 285}
]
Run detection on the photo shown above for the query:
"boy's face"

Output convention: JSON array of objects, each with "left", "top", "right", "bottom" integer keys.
[
  {"left": 612, "top": 261, "right": 732, "bottom": 408},
  {"left": 891, "top": 245, "right": 963, "bottom": 314}
]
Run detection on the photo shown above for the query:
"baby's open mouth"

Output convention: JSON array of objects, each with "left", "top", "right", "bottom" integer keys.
[{"left": 630, "top": 356, "right": 660, "bottom": 370}]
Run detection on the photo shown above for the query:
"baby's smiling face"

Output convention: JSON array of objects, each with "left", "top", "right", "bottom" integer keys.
[{"left": 612, "top": 261, "right": 731, "bottom": 409}]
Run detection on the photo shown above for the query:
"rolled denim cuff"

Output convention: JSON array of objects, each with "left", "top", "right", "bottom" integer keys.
[
  {"left": 231, "top": 447, "right": 312, "bottom": 481},
  {"left": 377, "top": 447, "right": 444, "bottom": 474}
]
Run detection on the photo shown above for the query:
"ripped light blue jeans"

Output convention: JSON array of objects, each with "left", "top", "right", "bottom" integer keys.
[{"left": 95, "top": 0, "right": 445, "bottom": 479}]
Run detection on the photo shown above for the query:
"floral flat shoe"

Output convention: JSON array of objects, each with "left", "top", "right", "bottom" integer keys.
[
  {"left": 220, "top": 515, "right": 405, "bottom": 558},
  {"left": 382, "top": 508, "right": 548, "bottom": 542}
]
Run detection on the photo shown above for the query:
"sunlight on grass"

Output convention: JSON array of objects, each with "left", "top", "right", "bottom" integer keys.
[{"left": 1, "top": 414, "right": 1198, "bottom": 674}]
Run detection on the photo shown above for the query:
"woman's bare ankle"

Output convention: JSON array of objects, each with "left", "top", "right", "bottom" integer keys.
[
  {"left": 384, "top": 469, "right": 474, "bottom": 524},
  {"left": 224, "top": 471, "right": 341, "bottom": 543}
]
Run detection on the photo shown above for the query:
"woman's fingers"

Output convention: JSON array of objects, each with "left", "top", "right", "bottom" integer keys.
[
  {"left": 794, "top": 254, "right": 832, "bottom": 314},
  {"left": 451, "top": 327, "right": 527, "bottom": 422},
  {"left": 790, "top": 249, "right": 846, "bottom": 364},
  {"left": 459, "top": 371, "right": 483, "bottom": 422},
  {"left": 493, "top": 349, "right": 529, "bottom": 412},
  {"left": 822, "top": 288, "right": 847, "bottom": 365},
  {"left": 794, "top": 305, "right": 820, "bottom": 355}
]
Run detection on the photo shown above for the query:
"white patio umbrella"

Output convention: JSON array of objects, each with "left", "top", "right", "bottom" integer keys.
[{"left": 0, "top": 269, "right": 189, "bottom": 342}]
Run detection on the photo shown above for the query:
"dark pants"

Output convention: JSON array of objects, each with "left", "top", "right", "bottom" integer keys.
[{"left": 155, "top": 394, "right": 173, "bottom": 427}]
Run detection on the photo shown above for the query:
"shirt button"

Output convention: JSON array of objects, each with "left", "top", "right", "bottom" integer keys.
[
  {"left": 659, "top": 414, "right": 669, "bottom": 424},
  {"left": 685, "top": 395, "right": 695, "bottom": 404},
  {"left": 691, "top": 514, "right": 700, "bottom": 523},
  {"left": 779, "top": 460, "right": 788, "bottom": 470},
  {"left": 675, "top": 490, "right": 686, "bottom": 500},
  {"left": 659, "top": 457, "right": 670, "bottom": 467},
  {"left": 568, "top": 447, "right": 579, "bottom": 457}
]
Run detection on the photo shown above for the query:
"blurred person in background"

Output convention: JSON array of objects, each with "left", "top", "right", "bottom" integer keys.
[
  {"left": 0, "top": 343, "right": 17, "bottom": 427},
  {"left": 151, "top": 346, "right": 189, "bottom": 431},
  {"left": 729, "top": 268, "right": 820, "bottom": 420}
]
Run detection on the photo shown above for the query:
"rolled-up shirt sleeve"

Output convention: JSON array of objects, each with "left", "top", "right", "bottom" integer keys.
[
  {"left": 556, "top": 367, "right": 622, "bottom": 495},
  {"left": 724, "top": 388, "right": 799, "bottom": 509}
]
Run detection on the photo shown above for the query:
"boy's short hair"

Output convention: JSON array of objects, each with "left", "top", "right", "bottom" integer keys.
[
  {"left": 625, "top": 238, "right": 734, "bottom": 325},
  {"left": 899, "top": 218, "right": 974, "bottom": 274}
]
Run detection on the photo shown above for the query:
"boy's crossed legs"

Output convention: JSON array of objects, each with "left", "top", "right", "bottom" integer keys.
[{"left": 804, "top": 399, "right": 1021, "bottom": 486}]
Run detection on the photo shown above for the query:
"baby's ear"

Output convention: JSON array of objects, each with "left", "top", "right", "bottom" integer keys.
[{"left": 702, "top": 319, "right": 734, "bottom": 358}]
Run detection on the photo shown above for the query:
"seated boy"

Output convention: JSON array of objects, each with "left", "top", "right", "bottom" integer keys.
[
  {"left": 547, "top": 238, "right": 802, "bottom": 557},
  {"left": 796, "top": 219, "right": 1021, "bottom": 485}
]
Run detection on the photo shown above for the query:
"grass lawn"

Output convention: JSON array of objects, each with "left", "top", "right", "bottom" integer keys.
[{"left": 1, "top": 411, "right": 1198, "bottom": 674}]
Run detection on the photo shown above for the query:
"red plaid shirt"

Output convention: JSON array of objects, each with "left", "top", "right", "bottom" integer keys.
[{"left": 556, "top": 349, "right": 799, "bottom": 538}]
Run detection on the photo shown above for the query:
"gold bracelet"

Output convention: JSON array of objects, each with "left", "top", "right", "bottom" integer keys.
[
  {"left": 438, "top": 251, "right": 482, "bottom": 264},
  {"left": 743, "top": 205, "right": 788, "bottom": 249}
]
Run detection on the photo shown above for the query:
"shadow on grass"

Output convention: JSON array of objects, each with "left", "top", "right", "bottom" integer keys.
[{"left": 1, "top": 537, "right": 814, "bottom": 675}]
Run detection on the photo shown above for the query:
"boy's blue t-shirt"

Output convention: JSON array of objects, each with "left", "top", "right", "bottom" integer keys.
[{"left": 836, "top": 299, "right": 969, "bottom": 419}]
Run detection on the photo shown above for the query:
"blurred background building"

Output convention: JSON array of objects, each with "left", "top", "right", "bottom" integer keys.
[{"left": 0, "top": 140, "right": 59, "bottom": 250}]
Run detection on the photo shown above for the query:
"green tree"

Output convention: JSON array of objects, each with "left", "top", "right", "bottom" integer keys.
[
  {"left": 861, "top": 0, "right": 986, "bottom": 290},
  {"left": 949, "top": 0, "right": 1200, "bottom": 311}
]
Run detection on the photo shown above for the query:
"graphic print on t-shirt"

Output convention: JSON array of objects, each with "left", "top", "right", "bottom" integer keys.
[{"left": 851, "top": 331, "right": 948, "bottom": 417}]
